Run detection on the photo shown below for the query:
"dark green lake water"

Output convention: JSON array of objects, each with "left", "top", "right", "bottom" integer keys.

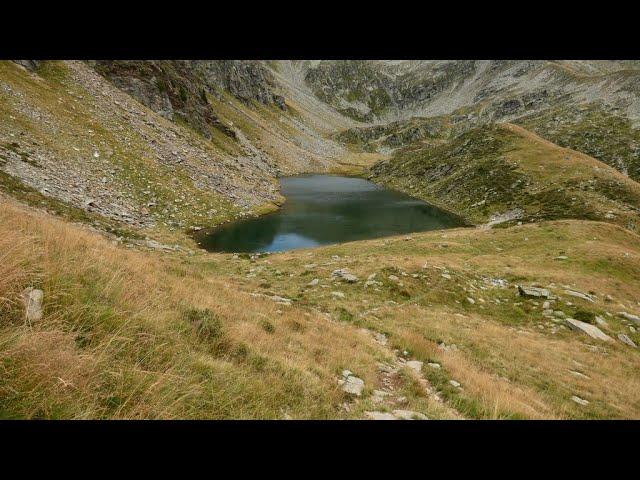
[{"left": 196, "top": 175, "right": 463, "bottom": 253}]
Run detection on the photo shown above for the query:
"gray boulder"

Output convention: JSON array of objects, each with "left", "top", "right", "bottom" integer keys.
[
  {"left": 564, "top": 289, "right": 595, "bottom": 303},
  {"left": 618, "top": 312, "right": 640, "bottom": 326},
  {"left": 565, "top": 318, "right": 612, "bottom": 342},
  {"left": 332, "top": 269, "right": 359, "bottom": 283},
  {"left": 21, "top": 287, "right": 43, "bottom": 323},
  {"left": 618, "top": 334, "right": 637, "bottom": 348},
  {"left": 518, "top": 285, "right": 551, "bottom": 299},
  {"left": 339, "top": 371, "right": 365, "bottom": 396}
]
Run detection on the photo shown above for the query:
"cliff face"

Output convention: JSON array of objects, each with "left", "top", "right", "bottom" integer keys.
[{"left": 90, "top": 60, "right": 285, "bottom": 139}]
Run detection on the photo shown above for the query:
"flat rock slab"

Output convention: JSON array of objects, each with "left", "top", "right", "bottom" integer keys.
[
  {"left": 518, "top": 286, "right": 550, "bottom": 299},
  {"left": 571, "top": 395, "right": 589, "bottom": 406},
  {"left": 564, "top": 289, "right": 595, "bottom": 303},
  {"left": 618, "top": 334, "right": 637, "bottom": 348},
  {"left": 565, "top": 318, "right": 612, "bottom": 342},
  {"left": 618, "top": 312, "right": 640, "bottom": 326}
]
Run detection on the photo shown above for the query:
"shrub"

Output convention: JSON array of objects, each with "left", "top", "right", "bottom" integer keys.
[
  {"left": 260, "top": 320, "right": 275, "bottom": 334},
  {"left": 573, "top": 309, "right": 596, "bottom": 324},
  {"left": 184, "top": 308, "right": 223, "bottom": 340}
]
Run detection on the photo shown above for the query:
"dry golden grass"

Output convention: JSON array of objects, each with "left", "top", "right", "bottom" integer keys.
[
  {"left": 0, "top": 195, "right": 390, "bottom": 419},
  {"left": 2, "top": 192, "right": 640, "bottom": 419}
]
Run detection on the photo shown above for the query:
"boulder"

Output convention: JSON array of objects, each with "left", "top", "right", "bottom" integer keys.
[
  {"left": 571, "top": 395, "right": 589, "bottom": 406},
  {"left": 405, "top": 360, "right": 423, "bottom": 374},
  {"left": 21, "top": 287, "right": 43, "bottom": 323},
  {"left": 332, "top": 269, "right": 358, "bottom": 283},
  {"left": 564, "top": 289, "right": 595, "bottom": 303},
  {"left": 565, "top": 318, "right": 612, "bottom": 342},
  {"left": 618, "top": 312, "right": 640, "bottom": 326},
  {"left": 618, "top": 334, "right": 637, "bottom": 348},
  {"left": 518, "top": 285, "right": 550, "bottom": 299},
  {"left": 339, "top": 372, "right": 364, "bottom": 396}
]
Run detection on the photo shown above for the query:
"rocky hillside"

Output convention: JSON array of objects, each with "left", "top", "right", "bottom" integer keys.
[
  {"left": 91, "top": 61, "right": 287, "bottom": 138},
  {"left": 0, "top": 60, "right": 349, "bottom": 245},
  {"left": 4, "top": 59, "right": 640, "bottom": 247},
  {"left": 305, "top": 60, "right": 640, "bottom": 181}
]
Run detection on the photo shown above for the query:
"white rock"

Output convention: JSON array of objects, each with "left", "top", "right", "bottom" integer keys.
[
  {"left": 565, "top": 318, "right": 612, "bottom": 342},
  {"left": 568, "top": 370, "right": 590, "bottom": 380},
  {"left": 388, "top": 274, "right": 399, "bottom": 282},
  {"left": 618, "top": 312, "right": 640, "bottom": 325},
  {"left": 331, "top": 291, "right": 345, "bottom": 299},
  {"left": 341, "top": 375, "right": 365, "bottom": 396},
  {"left": 564, "top": 289, "right": 595, "bottom": 303},
  {"left": 405, "top": 360, "right": 423, "bottom": 374},
  {"left": 571, "top": 395, "right": 589, "bottom": 406},
  {"left": 427, "top": 362, "right": 441, "bottom": 369},
  {"left": 449, "top": 380, "right": 461, "bottom": 388},
  {"left": 307, "top": 278, "right": 319, "bottom": 286},
  {"left": 618, "top": 334, "right": 637, "bottom": 348},
  {"left": 21, "top": 287, "right": 43, "bottom": 322},
  {"left": 466, "top": 297, "right": 475, "bottom": 304}
]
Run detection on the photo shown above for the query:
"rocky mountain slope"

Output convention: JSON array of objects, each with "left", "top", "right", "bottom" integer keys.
[
  {"left": 2, "top": 59, "right": 640, "bottom": 419},
  {"left": 3, "top": 59, "right": 640, "bottom": 244},
  {"left": 0, "top": 60, "right": 348, "bottom": 243},
  {"left": 302, "top": 60, "right": 640, "bottom": 181}
]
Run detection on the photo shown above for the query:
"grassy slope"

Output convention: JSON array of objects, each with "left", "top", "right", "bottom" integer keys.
[
  {"left": 369, "top": 123, "right": 640, "bottom": 230},
  {"left": 2, "top": 194, "right": 640, "bottom": 419},
  {"left": 515, "top": 103, "right": 640, "bottom": 181}
]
